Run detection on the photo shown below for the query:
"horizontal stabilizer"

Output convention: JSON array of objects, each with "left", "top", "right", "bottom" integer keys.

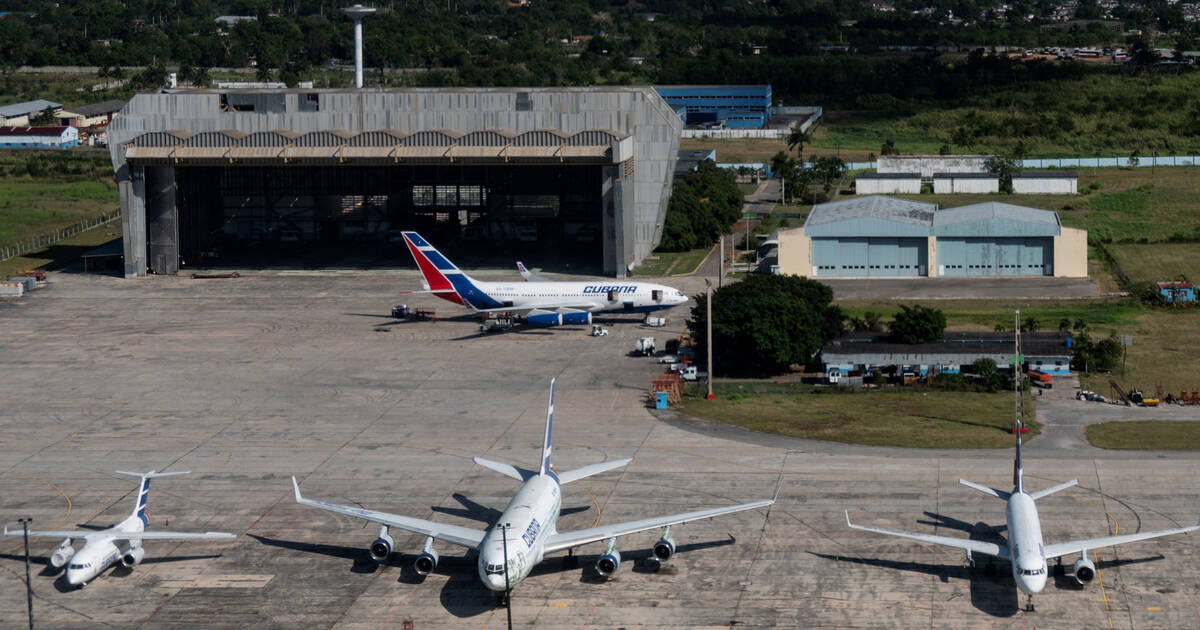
[
  {"left": 1029, "top": 479, "right": 1078, "bottom": 500},
  {"left": 473, "top": 457, "right": 537, "bottom": 482},
  {"left": 115, "top": 470, "right": 190, "bottom": 479},
  {"left": 557, "top": 458, "right": 633, "bottom": 485},
  {"left": 959, "top": 479, "right": 1011, "bottom": 500}
]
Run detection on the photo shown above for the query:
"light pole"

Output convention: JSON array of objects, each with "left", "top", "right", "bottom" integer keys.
[
  {"left": 19, "top": 517, "right": 33, "bottom": 630},
  {"left": 705, "top": 278, "right": 714, "bottom": 400}
]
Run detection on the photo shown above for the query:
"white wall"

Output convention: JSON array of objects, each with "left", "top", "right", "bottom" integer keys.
[
  {"left": 856, "top": 178, "right": 921, "bottom": 194},
  {"left": 932, "top": 177, "right": 999, "bottom": 193},
  {"left": 1013, "top": 178, "right": 1077, "bottom": 194}
]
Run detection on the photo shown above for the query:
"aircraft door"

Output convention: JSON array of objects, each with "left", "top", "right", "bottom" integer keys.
[{"left": 652, "top": 289, "right": 662, "bottom": 302}]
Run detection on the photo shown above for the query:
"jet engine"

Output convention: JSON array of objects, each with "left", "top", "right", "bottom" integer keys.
[
  {"left": 595, "top": 550, "right": 621, "bottom": 577},
  {"left": 50, "top": 539, "right": 76, "bottom": 569},
  {"left": 121, "top": 547, "right": 145, "bottom": 568},
  {"left": 560, "top": 312, "right": 592, "bottom": 326},
  {"left": 414, "top": 548, "right": 439, "bottom": 576},
  {"left": 369, "top": 534, "right": 394, "bottom": 563},
  {"left": 652, "top": 537, "right": 676, "bottom": 562},
  {"left": 525, "top": 311, "right": 563, "bottom": 327},
  {"left": 1073, "top": 556, "right": 1096, "bottom": 585}
]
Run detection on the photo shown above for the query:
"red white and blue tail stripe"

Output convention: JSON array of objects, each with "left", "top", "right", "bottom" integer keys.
[{"left": 400, "top": 231, "right": 505, "bottom": 310}]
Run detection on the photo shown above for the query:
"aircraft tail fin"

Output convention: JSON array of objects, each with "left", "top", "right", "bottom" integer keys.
[
  {"left": 539, "top": 379, "right": 555, "bottom": 477},
  {"left": 115, "top": 470, "right": 189, "bottom": 525},
  {"left": 399, "top": 231, "right": 473, "bottom": 308},
  {"left": 516, "top": 261, "right": 549, "bottom": 282}
]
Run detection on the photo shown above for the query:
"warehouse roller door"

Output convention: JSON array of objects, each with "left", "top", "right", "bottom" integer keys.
[
  {"left": 813, "top": 237, "right": 925, "bottom": 277},
  {"left": 937, "top": 237, "right": 1053, "bottom": 276}
]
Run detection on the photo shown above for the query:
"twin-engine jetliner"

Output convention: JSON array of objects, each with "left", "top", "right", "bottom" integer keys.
[
  {"left": 846, "top": 322, "right": 1198, "bottom": 612},
  {"left": 293, "top": 379, "right": 775, "bottom": 600},
  {"left": 4, "top": 471, "right": 236, "bottom": 587},
  {"left": 400, "top": 231, "right": 688, "bottom": 327}
]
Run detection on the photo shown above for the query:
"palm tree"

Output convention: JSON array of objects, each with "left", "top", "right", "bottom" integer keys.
[{"left": 786, "top": 124, "right": 813, "bottom": 163}]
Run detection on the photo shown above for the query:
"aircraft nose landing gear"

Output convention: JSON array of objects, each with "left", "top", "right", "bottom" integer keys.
[{"left": 1024, "top": 594, "right": 1035, "bottom": 613}]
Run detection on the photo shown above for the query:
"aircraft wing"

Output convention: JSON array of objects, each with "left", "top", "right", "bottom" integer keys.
[
  {"left": 541, "top": 499, "right": 774, "bottom": 555},
  {"left": 845, "top": 511, "right": 1010, "bottom": 559},
  {"left": 1043, "top": 522, "right": 1200, "bottom": 560},
  {"left": 292, "top": 477, "right": 485, "bottom": 550},
  {"left": 4, "top": 528, "right": 91, "bottom": 539},
  {"left": 112, "top": 531, "right": 236, "bottom": 541}
]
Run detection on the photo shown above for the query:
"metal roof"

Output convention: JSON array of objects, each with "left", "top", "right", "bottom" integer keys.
[
  {"left": 822, "top": 331, "right": 1072, "bottom": 359},
  {"left": 856, "top": 172, "right": 921, "bottom": 179},
  {"left": 932, "top": 172, "right": 998, "bottom": 179},
  {"left": 934, "top": 202, "right": 1060, "bottom": 237},
  {"left": 0, "top": 126, "right": 72, "bottom": 136},
  {"left": 0, "top": 99, "right": 61, "bottom": 117},
  {"left": 1011, "top": 171, "right": 1078, "bottom": 178},
  {"left": 804, "top": 196, "right": 937, "bottom": 237},
  {"left": 60, "top": 99, "right": 127, "bottom": 118}
]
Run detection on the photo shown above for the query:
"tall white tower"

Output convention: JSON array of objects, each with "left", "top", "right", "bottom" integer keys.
[{"left": 341, "top": 4, "right": 377, "bottom": 88}]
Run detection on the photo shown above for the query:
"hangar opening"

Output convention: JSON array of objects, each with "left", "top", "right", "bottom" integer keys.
[{"left": 108, "top": 88, "right": 683, "bottom": 278}]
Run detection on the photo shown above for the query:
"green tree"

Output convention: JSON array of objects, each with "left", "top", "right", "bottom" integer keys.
[
  {"left": 786, "top": 124, "right": 813, "bottom": 163},
  {"left": 889, "top": 304, "right": 946, "bottom": 344},
  {"left": 688, "top": 275, "right": 843, "bottom": 377},
  {"left": 30, "top": 106, "right": 57, "bottom": 126},
  {"left": 973, "top": 357, "right": 999, "bottom": 379},
  {"left": 1021, "top": 316, "right": 1039, "bottom": 332}
]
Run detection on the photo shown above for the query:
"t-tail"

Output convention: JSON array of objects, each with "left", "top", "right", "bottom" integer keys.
[
  {"left": 115, "top": 470, "right": 189, "bottom": 525},
  {"left": 540, "top": 378, "right": 555, "bottom": 477},
  {"left": 400, "top": 231, "right": 503, "bottom": 311}
]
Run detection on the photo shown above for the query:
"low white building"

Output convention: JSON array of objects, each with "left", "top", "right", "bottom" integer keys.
[
  {"left": 1012, "top": 171, "right": 1078, "bottom": 194},
  {"left": 878, "top": 154, "right": 989, "bottom": 178},
  {"left": 932, "top": 172, "right": 1000, "bottom": 193},
  {"left": 0, "top": 125, "right": 79, "bottom": 149},
  {"left": 855, "top": 172, "right": 921, "bottom": 194}
]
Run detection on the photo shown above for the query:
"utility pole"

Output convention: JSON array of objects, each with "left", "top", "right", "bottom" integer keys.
[
  {"left": 705, "top": 279, "right": 714, "bottom": 400},
  {"left": 20, "top": 517, "right": 33, "bottom": 630},
  {"left": 718, "top": 235, "right": 723, "bottom": 288}
]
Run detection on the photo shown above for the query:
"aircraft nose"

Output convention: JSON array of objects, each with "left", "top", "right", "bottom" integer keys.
[
  {"left": 482, "top": 573, "right": 507, "bottom": 592},
  {"left": 65, "top": 570, "right": 82, "bottom": 586}
]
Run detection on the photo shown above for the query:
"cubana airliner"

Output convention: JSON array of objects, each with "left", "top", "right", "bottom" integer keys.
[
  {"left": 293, "top": 379, "right": 775, "bottom": 602},
  {"left": 400, "top": 231, "right": 688, "bottom": 327},
  {"left": 4, "top": 471, "right": 236, "bottom": 588}
]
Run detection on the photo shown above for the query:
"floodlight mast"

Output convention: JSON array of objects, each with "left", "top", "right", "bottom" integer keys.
[{"left": 341, "top": 4, "right": 377, "bottom": 88}]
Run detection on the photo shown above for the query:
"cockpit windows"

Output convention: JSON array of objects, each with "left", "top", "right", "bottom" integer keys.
[
  {"left": 69, "top": 562, "right": 92, "bottom": 570},
  {"left": 485, "top": 563, "right": 505, "bottom": 575},
  {"left": 1019, "top": 567, "right": 1045, "bottom": 576}
]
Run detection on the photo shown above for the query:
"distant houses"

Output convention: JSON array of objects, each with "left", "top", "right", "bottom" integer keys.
[
  {"left": 0, "top": 126, "right": 79, "bottom": 149},
  {"left": 56, "top": 100, "right": 126, "bottom": 130},
  {"left": 0, "top": 99, "right": 61, "bottom": 126}
]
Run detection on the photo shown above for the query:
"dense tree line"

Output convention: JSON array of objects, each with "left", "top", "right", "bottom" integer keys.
[
  {"left": 0, "top": 1, "right": 1195, "bottom": 102},
  {"left": 658, "top": 160, "right": 743, "bottom": 252}
]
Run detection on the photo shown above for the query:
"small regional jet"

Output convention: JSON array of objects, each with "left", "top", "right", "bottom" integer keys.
[
  {"left": 846, "top": 322, "right": 1199, "bottom": 612},
  {"left": 399, "top": 231, "right": 688, "bottom": 327},
  {"left": 293, "top": 379, "right": 774, "bottom": 602},
  {"left": 4, "top": 471, "right": 236, "bottom": 588}
]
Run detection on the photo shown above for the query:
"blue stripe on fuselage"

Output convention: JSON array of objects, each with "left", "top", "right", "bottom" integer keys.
[
  {"left": 424, "top": 250, "right": 457, "bottom": 271},
  {"left": 445, "top": 273, "right": 505, "bottom": 310}
]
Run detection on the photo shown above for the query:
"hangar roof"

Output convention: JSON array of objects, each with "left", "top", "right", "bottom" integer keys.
[
  {"left": 804, "top": 195, "right": 937, "bottom": 237},
  {"left": 934, "top": 202, "right": 1060, "bottom": 237}
]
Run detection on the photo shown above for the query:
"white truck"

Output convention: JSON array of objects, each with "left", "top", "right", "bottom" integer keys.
[
  {"left": 635, "top": 337, "right": 656, "bottom": 356},
  {"left": 679, "top": 365, "right": 705, "bottom": 381}
]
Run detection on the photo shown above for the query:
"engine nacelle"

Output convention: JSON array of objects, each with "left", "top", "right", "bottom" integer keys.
[
  {"left": 369, "top": 534, "right": 394, "bottom": 563},
  {"left": 595, "top": 550, "right": 621, "bottom": 577},
  {"left": 121, "top": 547, "right": 145, "bottom": 568},
  {"left": 414, "top": 549, "right": 440, "bottom": 576},
  {"left": 560, "top": 311, "right": 592, "bottom": 326},
  {"left": 50, "top": 539, "right": 76, "bottom": 569},
  {"left": 526, "top": 311, "right": 563, "bottom": 327},
  {"left": 652, "top": 537, "right": 676, "bottom": 562},
  {"left": 1073, "top": 556, "right": 1096, "bottom": 584}
]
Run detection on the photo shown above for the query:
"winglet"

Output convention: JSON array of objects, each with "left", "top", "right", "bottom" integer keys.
[
  {"left": 772, "top": 479, "right": 783, "bottom": 504},
  {"left": 845, "top": 509, "right": 854, "bottom": 527},
  {"left": 292, "top": 476, "right": 303, "bottom": 502}
]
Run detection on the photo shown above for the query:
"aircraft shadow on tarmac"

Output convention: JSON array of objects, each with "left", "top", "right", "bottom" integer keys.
[{"left": 822, "top": 511, "right": 1169, "bottom": 617}]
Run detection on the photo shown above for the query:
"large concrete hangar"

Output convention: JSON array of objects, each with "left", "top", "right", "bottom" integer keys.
[
  {"left": 775, "top": 196, "right": 1087, "bottom": 278},
  {"left": 106, "top": 87, "right": 682, "bottom": 278}
]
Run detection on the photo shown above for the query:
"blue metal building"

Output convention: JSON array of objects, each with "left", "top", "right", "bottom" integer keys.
[
  {"left": 804, "top": 196, "right": 935, "bottom": 277},
  {"left": 653, "top": 85, "right": 771, "bottom": 129}
]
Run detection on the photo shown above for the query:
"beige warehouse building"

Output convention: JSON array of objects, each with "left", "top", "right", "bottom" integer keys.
[{"left": 771, "top": 197, "right": 1087, "bottom": 278}]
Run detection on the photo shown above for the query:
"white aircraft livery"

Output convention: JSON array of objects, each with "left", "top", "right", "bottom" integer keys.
[
  {"left": 4, "top": 471, "right": 236, "bottom": 587},
  {"left": 293, "top": 379, "right": 775, "bottom": 599},
  {"left": 400, "top": 231, "right": 688, "bottom": 326},
  {"left": 846, "top": 324, "right": 1199, "bottom": 612}
]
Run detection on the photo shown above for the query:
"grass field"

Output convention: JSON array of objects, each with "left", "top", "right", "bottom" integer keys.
[
  {"left": 678, "top": 382, "right": 1037, "bottom": 448},
  {"left": 1077, "top": 309, "right": 1200, "bottom": 396},
  {"left": 0, "top": 218, "right": 122, "bottom": 279},
  {"left": 0, "top": 179, "right": 118, "bottom": 248},
  {"left": 1086, "top": 421, "right": 1200, "bottom": 450},
  {"left": 838, "top": 300, "right": 1141, "bottom": 331},
  {"left": 1107, "top": 242, "right": 1200, "bottom": 285},
  {"left": 631, "top": 246, "right": 713, "bottom": 277},
  {"left": 0, "top": 73, "right": 134, "bottom": 110}
]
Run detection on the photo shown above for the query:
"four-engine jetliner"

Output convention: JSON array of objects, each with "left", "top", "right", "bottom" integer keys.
[
  {"left": 400, "top": 231, "right": 688, "bottom": 327},
  {"left": 4, "top": 471, "right": 236, "bottom": 587},
  {"left": 293, "top": 379, "right": 775, "bottom": 600},
  {"left": 846, "top": 322, "right": 1198, "bottom": 612}
]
